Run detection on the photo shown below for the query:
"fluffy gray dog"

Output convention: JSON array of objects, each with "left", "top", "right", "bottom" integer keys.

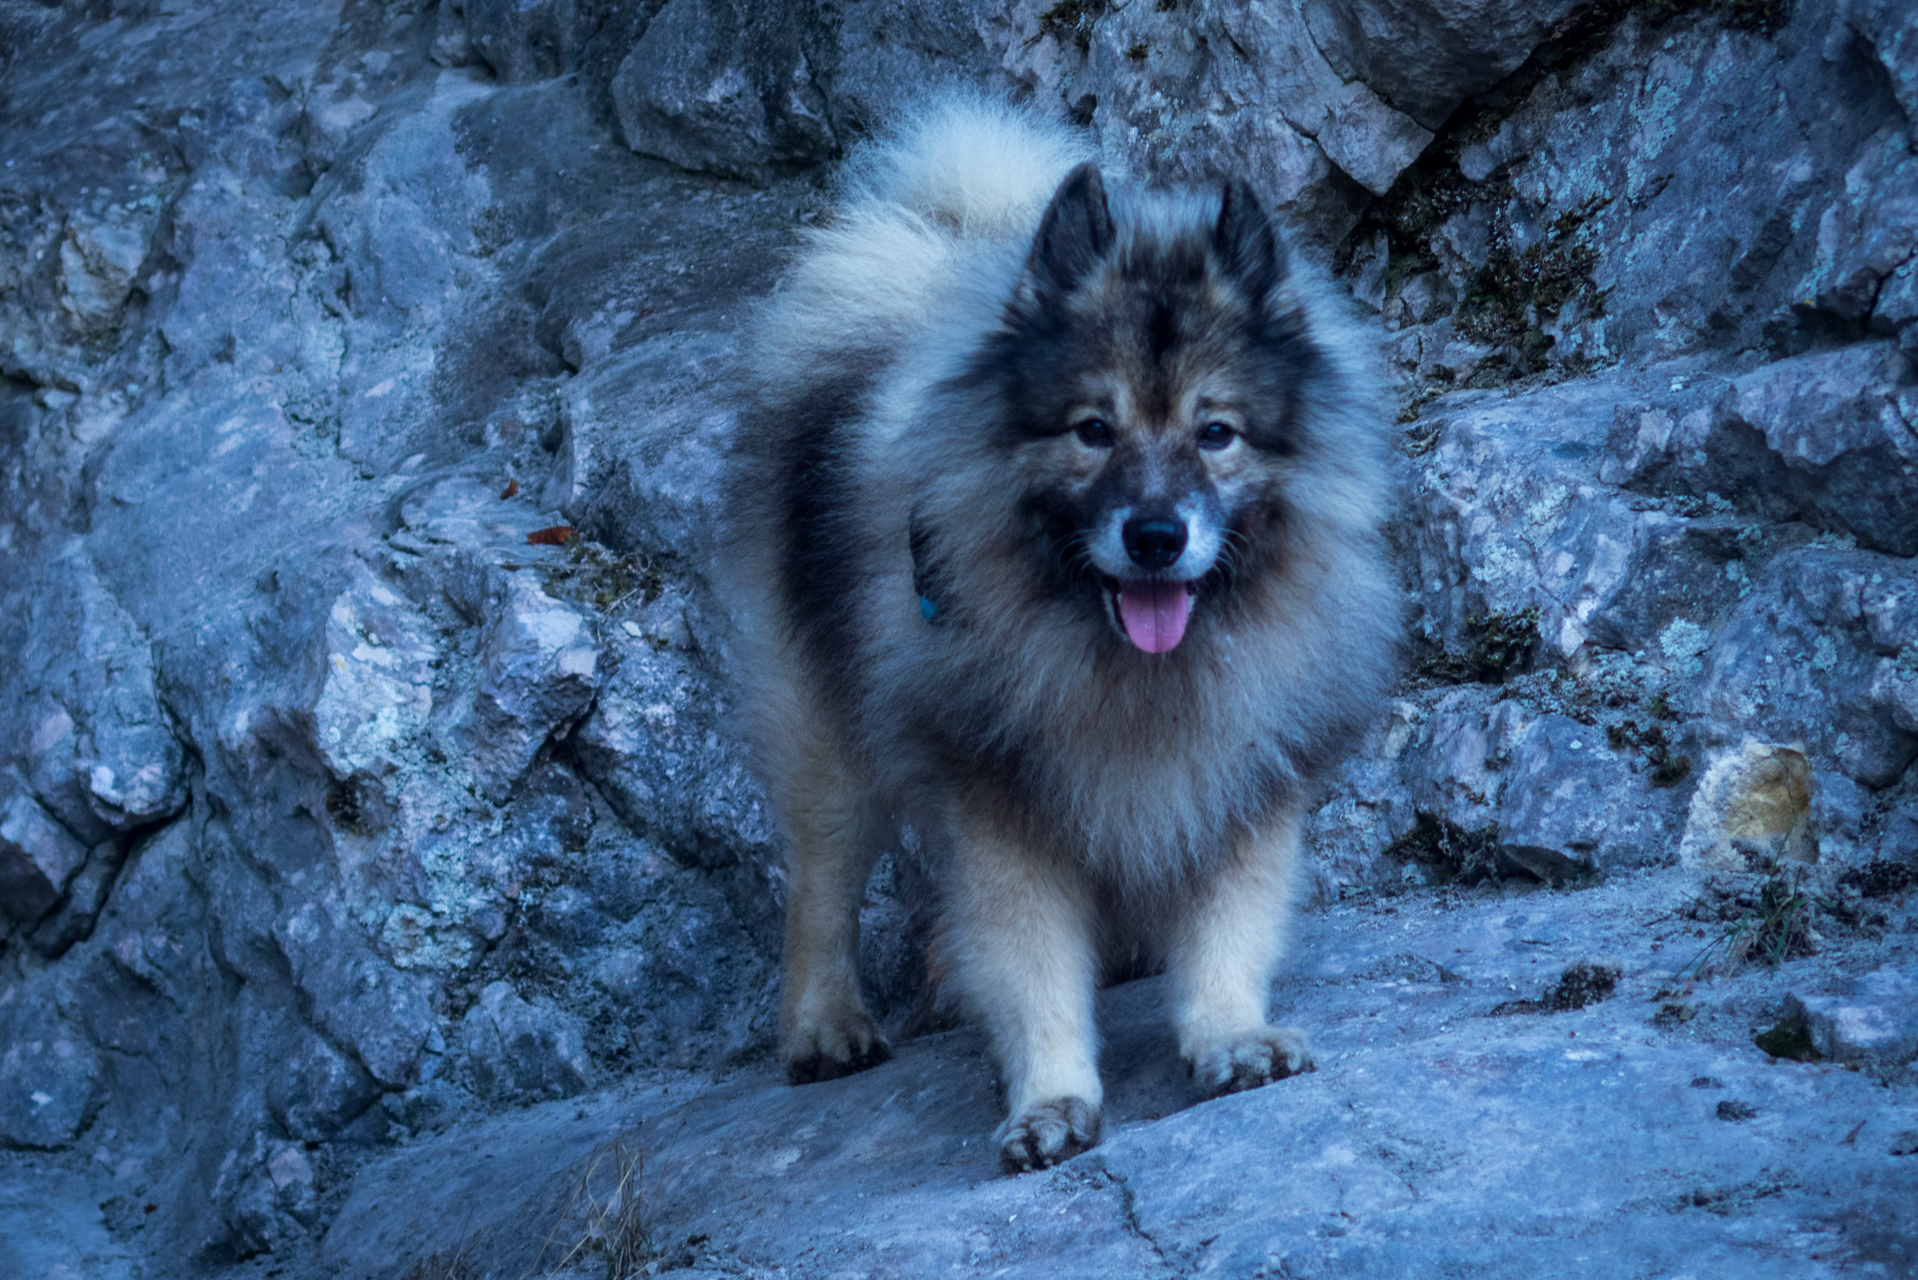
[{"left": 723, "top": 97, "right": 1397, "bottom": 1171}]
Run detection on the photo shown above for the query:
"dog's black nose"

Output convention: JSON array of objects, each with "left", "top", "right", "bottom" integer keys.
[{"left": 1122, "top": 516, "right": 1187, "bottom": 570}]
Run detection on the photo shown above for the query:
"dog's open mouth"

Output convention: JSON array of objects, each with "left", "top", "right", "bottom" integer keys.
[{"left": 1103, "top": 578, "right": 1196, "bottom": 654}]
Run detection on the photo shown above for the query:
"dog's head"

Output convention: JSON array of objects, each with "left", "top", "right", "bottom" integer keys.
[{"left": 962, "top": 164, "right": 1331, "bottom": 654}]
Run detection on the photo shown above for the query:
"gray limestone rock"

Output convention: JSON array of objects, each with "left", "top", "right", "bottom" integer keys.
[
  {"left": 319, "top": 877, "right": 1918, "bottom": 1279},
  {"left": 1306, "top": 684, "right": 1686, "bottom": 895},
  {"left": 822, "top": 1, "right": 1008, "bottom": 134},
  {"left": 1379, "top": 3, "right": 1904, "bottom": 375},
  {"left": 1832, "top": 0, "right": 1918, "bottom": 124},
  {"left": 610, "top": 0, "right": 837, "bottom": 180},
  {"left": 1303, "top": 0, "right": 1591, "bottom": 130},
  {"left": 1725, "top": 343, "right": 1918, "bottom": 554},
  {"left": 0, "top": 778, "right": 87, "bottom": 926},
  {"left": 1696, "top": 549, "right": 1918, "bottom": 789},
  {"left": 456, "top": 979, "right": 593, "bottom": 1104},
  {"left": 0, "top": 183, "right": 168, "bottom": 391},
  {"left": 1401, "top": 371, "right": 1804, "bottom": 672},
  {"left": 1007, "top": 0, "right": 1396, "bottom": 243},
  {"left": 0, "top": 998, "right": 100, "bottom": 1150},
  {"left": 1, "top": 543, "right": 186, "bottom": 847},
  {"left": 25, "top": 838, "right": 123, "bottom": 959},
  {"left": 1795, "top": 128, "right": 1918, "bottom": 329},
  {"left": 1496, "top": 709, "right": 1673, "bottom": 874},
  {"left": 264, "top": 1013, "right": 384, "bottom": 1144},
  {"left": 1598, "top": 346, "right": 1918, "bottom": 556},
  {"left": 460, "top": 0, "right": 607, "bottom": 83},
  {"left": 213, "top": 1132, "right": 322, "bottom": 1259},
  {"left": 312, "top": 563, "right": 439, "bottom": 782},
  {"left": 1782, "top": 964, "right": 1918, "bottom": 1083},
  {"left": 457, "top": 575, "right": 600, "bottom": 804}
]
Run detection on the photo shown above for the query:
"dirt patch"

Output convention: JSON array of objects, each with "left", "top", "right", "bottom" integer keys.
[{"left": 1488, "top": 959, "right": 1622, "bottom": 1014}]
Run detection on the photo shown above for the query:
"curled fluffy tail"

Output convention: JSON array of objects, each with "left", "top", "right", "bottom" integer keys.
[
  {"left": 754, "top": 97, "right": 1092, "bottom": 375},
  {"left": 838, "top": 95, "right": 1096, "bottom": 238}
]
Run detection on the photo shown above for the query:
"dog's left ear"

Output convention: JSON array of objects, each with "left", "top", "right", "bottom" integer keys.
[{"left": 1214, "top": 179, "right": 1286, "bottom": 303}]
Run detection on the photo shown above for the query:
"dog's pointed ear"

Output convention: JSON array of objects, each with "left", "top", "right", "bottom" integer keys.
[
  {"left": 1022, "top": 162, "right": 1115, "bottom": 304},
  {"left": 1214, "top": 178, "right": 1286, "bottom": 303}
]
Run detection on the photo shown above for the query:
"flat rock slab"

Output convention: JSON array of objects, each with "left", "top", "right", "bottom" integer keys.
[
  {"left": 0, "top": 1156, "right": 137, "bottom": 1280},
  {"left": 318, "top": 871, "right": 1918, "bottom": 1279}
]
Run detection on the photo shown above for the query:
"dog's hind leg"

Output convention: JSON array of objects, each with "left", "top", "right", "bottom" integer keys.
[
  {"left": 945, "top": 816, "right": 1104, "bottom": 1172},
  {"left": 776, "top": 719, "right": 892, "bottom": 1085},
  {"left": 1168, "top": 809, "right": 1316, "bottom": 1096}
]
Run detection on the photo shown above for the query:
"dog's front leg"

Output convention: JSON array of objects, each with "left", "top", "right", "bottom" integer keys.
[
  {"left": 779, "top": 743, "right": 890, "bottom": 1085},
  {"left": 1168, "top": 811, "right": 1316, "bottom": 1095},
  {"left": 946, "top": 819, "right": 1103, "bottom": 1172}
]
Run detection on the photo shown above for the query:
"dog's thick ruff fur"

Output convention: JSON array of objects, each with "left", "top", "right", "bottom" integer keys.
[{"left": 723, "top": 97, "right": 1396, "bottom": 1171}]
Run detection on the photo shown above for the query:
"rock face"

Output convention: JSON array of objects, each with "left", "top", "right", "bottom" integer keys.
[{"left": 0, "top": 0, "right": 1913, "bottom": 1276}]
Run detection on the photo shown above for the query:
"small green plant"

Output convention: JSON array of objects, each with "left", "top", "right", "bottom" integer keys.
[
  {"left": 1672, "top": 870, "right": 1828, "bottom": 981},
  {"left": 530, "top": 536, "right": 664, "bottom": 613}
]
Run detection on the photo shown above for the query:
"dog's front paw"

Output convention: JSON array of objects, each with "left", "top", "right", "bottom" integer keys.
[
  {"left": 783, "top": 1011, "right": 890, "bottom": 1084},
  {"left": 996, "top": 1097, "right": 1103, "bottom": 1172},
  {"left": 1186, "top": 1025, "right": 1316, "bottom": 1097}
]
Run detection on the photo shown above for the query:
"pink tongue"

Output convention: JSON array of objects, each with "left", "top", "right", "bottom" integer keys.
[{"left": 1117, "top": 580, "right": 1193, "bottom": 653}]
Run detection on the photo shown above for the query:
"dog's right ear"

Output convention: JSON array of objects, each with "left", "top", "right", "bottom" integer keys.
[{"left": 1020, "top": 162, "right": 1114, "bottom": 306}]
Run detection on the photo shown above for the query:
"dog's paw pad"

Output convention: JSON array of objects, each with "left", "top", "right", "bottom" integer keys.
[
  {"left": 996, "top": 1096, "right": 1103, "bottom": 1173},
  {"left": 784, "top": 1014, "right": 891, "bottom": 1085},
  {"left": 1187, "top": 1025, "right": 1315, "bottom": 1097}
]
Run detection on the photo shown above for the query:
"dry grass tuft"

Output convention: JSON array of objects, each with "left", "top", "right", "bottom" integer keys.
[
  {"left": 533, "top": 1139, "right": 659, "bottom": 1280},
  {"left": 399, "top": 1236, "right": 481, "bottom": 1280}
]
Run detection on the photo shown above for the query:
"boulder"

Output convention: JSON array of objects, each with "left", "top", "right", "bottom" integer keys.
[
  {"left": 1696, "top": 549, "right": 1918, "bottom": 790},
  {"left": 1302, "top": 0, "right": 1591, "bottom": 130},
  {"left": 457, "top": 575, "right": 600, "bottom": 803},
  {"left": 1306, "top": 686, "right": 1687, "bottom": 892},
  {"left": 1402, "top": 371, "right": 1802, "bottom": 671},
  {"left": 1794, "top": 128, "right": 1918, "bottom": 328},
  {"left": 1726, "top": 344, "right": 1918, "bottom": 555},
  {"left": 0, "top": 998, "right": 101, "bottom": 1150},
  {"left": 0, "top": 778, "right": 88, "bottom": 925},
  {"left": 610, "top": 0, "right": 837, "bottom": 180},
  {"left": 1782, "top": 964, "right": 1918, "bottom": 1083},
  {"left": 456, "top": 980, "right": 592, "bottom": 1104}
]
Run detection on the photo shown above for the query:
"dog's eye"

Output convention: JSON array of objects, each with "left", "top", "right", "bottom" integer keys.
[
  {"left": 1198, "top": 422, "right": 1236, "bottom": 450},
  {"left": 1075, "top": 419, "right": 1114, "bottom": 447}
]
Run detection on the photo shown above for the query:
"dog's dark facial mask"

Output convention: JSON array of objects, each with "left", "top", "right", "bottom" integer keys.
[{"left": 992, "top": 164, "right": 1320, "bottom": 655}]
